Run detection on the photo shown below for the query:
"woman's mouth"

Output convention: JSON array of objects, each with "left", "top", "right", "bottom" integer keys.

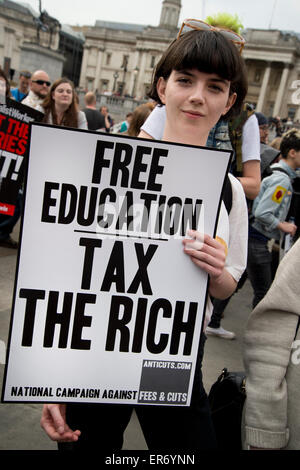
[{"left": 182, "top": 110, "right": 204, "bottom": 119}]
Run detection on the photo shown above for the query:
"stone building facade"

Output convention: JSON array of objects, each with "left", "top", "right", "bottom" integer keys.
[
  {"left": 74, "top": 0, "right": 181, "bottom": 99},
  {"left": 243, "top": 29, "right": 300, "bottom": 120},
  {"left": 0, "top": 0, "right": 64, "bottom": 82},
  {"left": 76, "top": 0, "right": 300, "bottom": 120},
  {"left": 0, "top": 0, "right": 83, "bottom": 85},
  {"left": 1, "top": 0, "right": 300, "bottom": 120}
]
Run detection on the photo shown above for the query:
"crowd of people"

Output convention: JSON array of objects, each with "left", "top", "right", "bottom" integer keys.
[{"left": 1, "top": 11, "right": 300, "bottom": 452}]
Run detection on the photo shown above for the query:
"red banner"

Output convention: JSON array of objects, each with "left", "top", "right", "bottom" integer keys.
[{"left": 0, "top": 98, "right": 43, "bottom": 215}]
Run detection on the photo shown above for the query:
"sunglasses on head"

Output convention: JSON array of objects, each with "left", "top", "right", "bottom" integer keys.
[
  {"left": 20, "top": 72, "right": 31, "bottom": 79},
  {"left": 177, "top": 19, "right": 245, "bottom": 54},
  {"left": 32, "top": 79, "right": 51, "bottom": 86}
]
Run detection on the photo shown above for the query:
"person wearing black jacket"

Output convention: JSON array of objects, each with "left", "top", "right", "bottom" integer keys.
[{"left": 82, "top": 92, "right": 106, "bottom": 131}]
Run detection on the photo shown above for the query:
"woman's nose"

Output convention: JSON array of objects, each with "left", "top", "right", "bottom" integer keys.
[{"left": 188, "top": 84, "right": 205, "bottom": 104}]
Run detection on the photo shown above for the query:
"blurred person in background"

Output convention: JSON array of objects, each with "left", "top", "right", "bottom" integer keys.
[
  {"left": 119, "top": 112, "right": 133, "bottom": 133},
  {"left": 10, "top": 71, "right": 31, "bottom": 102},
  {"left": 0, "top": 67, "right": 10, "bottom": 102},
  {"left": 82, "top": 92, "right": 106, "bottom": 131},
  {"left": 100, "top": 105, "right": 113, "bottom": 132},
  {"left": 270, "top": 136, "right": 282, "bottom": 151},
  {"left": 247, "top": 129, "right": 300, "bottom": 308},
  {"left": 127, "top": 103, "right": 155, "bottom": 137},
  {"left": 255, "top": 112, "right": 269, "bottom": 144},
  {"left": 22, "top": 69, "right": 51, "bottom": 110},
  {"left": 37, "top": 77, "right": 87, "bottom": 129}
]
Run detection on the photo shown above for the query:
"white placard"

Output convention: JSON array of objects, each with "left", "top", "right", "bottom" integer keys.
[{"left": 2, "top": 123, "right": 231, "bottom": 406}]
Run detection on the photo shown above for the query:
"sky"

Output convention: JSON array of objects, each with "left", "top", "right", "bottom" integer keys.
[{"left": 16, "top": 0, "right": 300, "bottom": 34}]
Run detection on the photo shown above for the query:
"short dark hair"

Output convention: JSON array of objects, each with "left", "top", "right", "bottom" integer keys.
[
  {"left": 148, "top": 30, "right": 248, "bottom": 120},
  {"left": 20, "top": 70, "right": 31, "bottom": 79},
  {"left": 280, "top": 128, "right": 300, "bottom": 159}
]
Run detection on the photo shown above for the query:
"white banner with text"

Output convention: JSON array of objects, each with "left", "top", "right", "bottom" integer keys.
[{"left": 2, "top": 123, "right": 231, "bottom": 406}]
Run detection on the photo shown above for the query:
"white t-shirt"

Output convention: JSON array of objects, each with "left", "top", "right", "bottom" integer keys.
[
  {"left": 141, "top": 105, "right": 260, "bottom": 163},
  {"left": 220, "top": 173, "right": 248, "bottom": 283},
  {"left": 141, "top": 106, "right": 249, "bottom": 327},
  {"left": 242, "top": 114, "right": 260, "bottom": 163},
  {"left": 203, "top": 173, "right": 248, "bottom": 329}
]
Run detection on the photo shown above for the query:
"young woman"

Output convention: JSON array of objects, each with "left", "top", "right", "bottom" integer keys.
[
  {"left": 141, "top": 20, "right": 259, "bottom": 341},
  {"left": 41, "top": 25, "right": 249, "bottom": 451},
  {"left": 37, "top": 77, "right": 87, "bottom": 129}
]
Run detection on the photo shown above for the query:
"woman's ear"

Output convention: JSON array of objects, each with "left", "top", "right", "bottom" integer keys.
[
  {"left": 156, "top": 77, "right": 167, "bottom": 105},
  {"left": 222, "top": 92, "right": 237, "bottom": 116}
]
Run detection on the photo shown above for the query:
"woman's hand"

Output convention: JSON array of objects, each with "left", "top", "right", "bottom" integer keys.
[
  {"left": 182, "top": 230, "right": 226, "bottom": 276},
  {"left": 182, "top": 230, "right": 236, "bottom": 299},
  {"left": 41, "top": 404, "right": 81, "bottom": 442},
  {"left": 278, "top": 221, "right": 297, "bottom": 236}
]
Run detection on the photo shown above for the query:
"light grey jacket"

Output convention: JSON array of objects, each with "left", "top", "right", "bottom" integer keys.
[
  {"left": 251, "top": 160, "right": 297, "bottom": 240},
  {"left": 243, "top": 238, "right": 300, "bottom": 449}
]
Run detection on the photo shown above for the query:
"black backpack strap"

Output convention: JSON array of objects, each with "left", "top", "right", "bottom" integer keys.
[
  {"left": 294, "top": 316, "right": 300, "bottom": 341},
  {"left": 271, "top": 166, "right": 291, "bottom": 178},
  {"left": 223, "top": 175, "right": 233, "bottom": 215}
]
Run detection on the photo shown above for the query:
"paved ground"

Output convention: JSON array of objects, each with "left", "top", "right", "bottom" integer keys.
[{"left": 0, "top": 221, "right": 253, "bottom": 451}]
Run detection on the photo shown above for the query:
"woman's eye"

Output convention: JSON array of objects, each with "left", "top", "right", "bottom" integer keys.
[
  {"left": 177, "top": 78, "right": 191, "bottom": 84},
  {"left": 209, "top": 85, "right": 223, "bottom": 92}
]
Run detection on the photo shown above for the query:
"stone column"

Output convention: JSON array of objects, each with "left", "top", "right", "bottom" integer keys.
[
  {"left": 94, "top": 48, "right": 104, "bottom": 93},
  {"left": 135, "top": 50, "right": 147, "bottom": 99},
  {"left": 256, "top": 62, "right": 271, "bottom": 112},
  {"left": 273, "top": 64, "right": 290, "bottom": 117},
  {"left": 79, "top": 47, "right": 90, "bottom": 89},
  {"left": 295, "top": 106, "right": 300, "bottom": 122}
]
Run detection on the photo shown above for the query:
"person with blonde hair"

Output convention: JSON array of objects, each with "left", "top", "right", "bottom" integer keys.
[
  {"left": 127, "top": 103, "right": 155, "bottom": 136},
  {"left": 270, "top": 136, "right": 282, "bottom": 151},
  {"left": 82, "top": 91, "right": 105, "bottom": 130}
]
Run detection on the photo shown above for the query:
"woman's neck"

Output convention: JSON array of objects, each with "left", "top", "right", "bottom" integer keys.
[
  {"left": 162, "top": 122, "right": 208, "bottom": 147},
  {"left": 55, "top": 104, "right": 69, "bottom": 124}
]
